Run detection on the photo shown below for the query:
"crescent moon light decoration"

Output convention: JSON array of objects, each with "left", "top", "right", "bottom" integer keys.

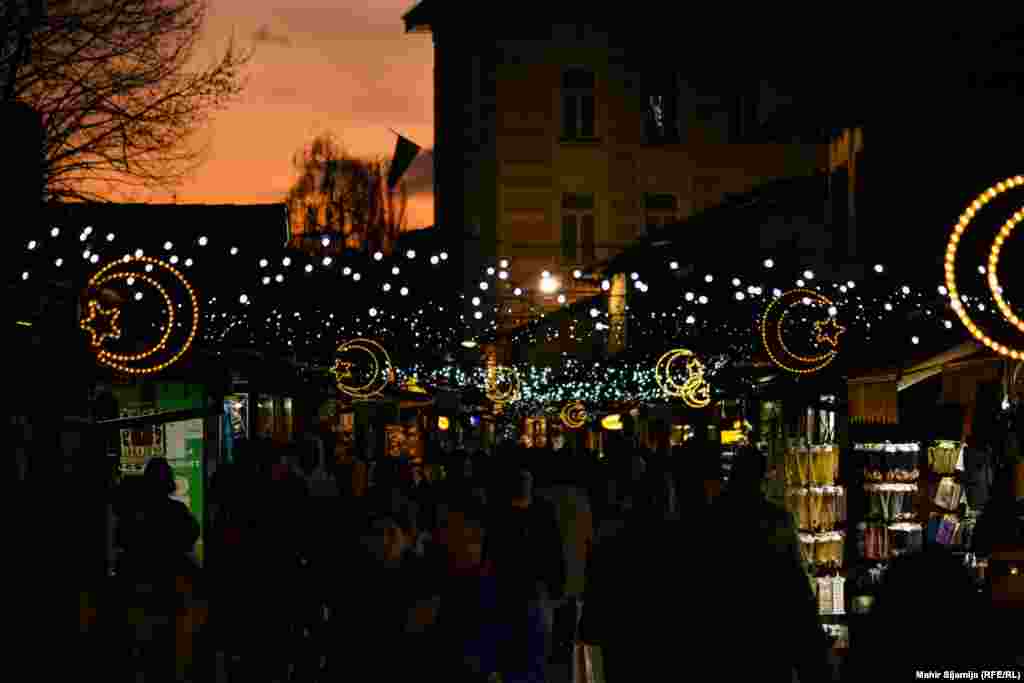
[
  {"left": 560, "top": 401, "right": 587, "bottom": 429},
  {"left": 79, "top": 256, "right": 200, "bottom": 375},
  {"left": 485, "top": 365, "right": 521, "bottom": 405},
  {"left": 655, "top": 349, "right": 712, "bottom": 408},
  {"left": 945, "top": 175, "right": 1024, "bottom": 359},
  {"left": 333, "top": 338, "right": 392, "bottom": 400},
  {"left": 761, "top": 288, "right": 844, "bottom": 374}
]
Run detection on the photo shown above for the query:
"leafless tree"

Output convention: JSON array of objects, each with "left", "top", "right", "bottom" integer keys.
[
  {"left": 2, "top": 0, "right": 252, "bottom": 202},
  {"left": 286, "top": 132, "right": 408, "bottom": 255}
]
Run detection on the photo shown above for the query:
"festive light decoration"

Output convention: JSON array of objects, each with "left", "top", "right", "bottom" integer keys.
[
  {"left": 761, "top": 288, "right": 840, "bottom": 374},
  {"left": 601, "top": 414, "right": 623, "bottom": 430},
  {"left": 485, "top": 365, "right": 521, "bottom": 405},
  {"left": 80, "top": 300, "right": 122, "bottom": 346},
  {"left": 813, "top": 318, "right": 846, "bottom": 348},
  {"left": 332, "top": 338, "right": 393, "bottom": 400},
  {"left": 945, "top": 175, "right": 1024, "bottom": 359},
  {"left": 79, "top": 256, "right": 200, "bottom": 375},
  {"left": 654, "top": 349, "right": 711, "bottom": 408},
  {"left": 559, "top": 400, "right": 587, "bottom": 429},
  {"left": 437, "top": 416, "right": 450, "bottom": 431},
  {"left": 23, "top": 203, "right": 982, "bottom": 400}
]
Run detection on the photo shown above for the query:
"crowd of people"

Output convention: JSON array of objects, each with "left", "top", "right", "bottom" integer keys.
[{"left": 79, "top": 413, "right": 1022, "bottom": 682}]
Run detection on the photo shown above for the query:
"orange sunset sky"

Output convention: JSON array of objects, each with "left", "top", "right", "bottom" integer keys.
[{"left": 166, "top": 0, "right": 435, "bottom": 228}]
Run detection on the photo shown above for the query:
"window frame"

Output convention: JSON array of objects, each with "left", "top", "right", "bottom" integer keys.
[
  {"left": 561, "top": 193, "right": 597, "bottom": 264},
  {"left": 561, "top": 68, "right": 597, "bottom": 142},
  {"left": 642, "top": 193, "right": 681, "bottom": 235}
]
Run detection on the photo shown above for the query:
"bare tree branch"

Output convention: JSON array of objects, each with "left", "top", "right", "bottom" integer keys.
[
  {"left": 9, "top": 0, "right": 252, "bottom": 203},
  {"left": 285, "top": 132, "right": 409, "bottom": 255}
]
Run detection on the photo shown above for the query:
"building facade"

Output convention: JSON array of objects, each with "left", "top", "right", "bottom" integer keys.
[{"left": 404, "top": 5, "right": 829, "bottom": 345}]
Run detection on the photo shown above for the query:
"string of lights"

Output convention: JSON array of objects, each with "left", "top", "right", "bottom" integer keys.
[{"left": 18, "top": 176, "right": 1024, "bottom": 412}]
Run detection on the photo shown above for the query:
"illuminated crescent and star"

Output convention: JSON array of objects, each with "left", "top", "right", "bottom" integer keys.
[
  {"left": 79, "top": 256, "right": 200, "bottom": 375},
  {"left": 655, "top": 349, "right": 712, "bottom": 408},
  {"left": 761, "top": 288, "right": 843, "bottom": 374},
  {"left": 333, "top": 338, "right": 392, "bottom": 399},
  {"left": 485, "top": 365, "right": 521, "bottom": 405},
  {"left": 560, "top": 400, "right": 587, "bottom": 429}
]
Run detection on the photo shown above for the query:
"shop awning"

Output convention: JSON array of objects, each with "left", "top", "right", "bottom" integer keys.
[
  {"left": 847, "top": 340, "right": 984, "bottom": 392},
  {"left": 896, "top": 341, "right": 985, "bottom": 392}
]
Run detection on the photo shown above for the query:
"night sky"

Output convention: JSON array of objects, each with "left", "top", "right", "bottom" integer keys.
[{"left": 161, "top": 0, "right": 434, "bottom": 228}]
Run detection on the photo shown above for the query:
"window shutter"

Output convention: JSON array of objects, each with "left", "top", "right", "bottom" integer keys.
[
  {"left": 562, "top": 214, "right": 578, "bottom": 263},
  {"left": 563, "top": 95, "right": 578, "bottom": 140},
  {"left": 580, "top": 95, "right": 595, "bottom": 138},
  {"left": 581, "top": 214, "right": 595, "bottom": 262}
]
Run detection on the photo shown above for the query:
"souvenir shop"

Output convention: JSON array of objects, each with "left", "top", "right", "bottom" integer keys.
[
  {"left": 750, "top": 375, "right": 850, "bottom": 653},
  {"left": 844, "top": 341, "right": 1022, "bottom": 622}
]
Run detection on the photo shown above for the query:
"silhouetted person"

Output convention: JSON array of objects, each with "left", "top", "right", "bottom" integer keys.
[
  {"left": 331, "top": 495, "right": 442, "bottom": 680},
  {"left": 487, "top": 458, "right": 564, "bottom": 682},
  {"left": 435, "top": 494, "right": 505, "bottom": 681},
  {"left": 116, "top": 457, "right": 200, "bottom": 578},
  {"left": 707, "top": 446, "right": 832, "bottom": 682},
  {"left": 969, "top": 465, "right": 1024, "bottom": 670},
  {"left": 113, "top": 457, "right": 202, "bottom": 682},
  {"left": 578, "top": 445, "right": 690, "bottom": 681},
  {"left": 533, "top": 452, "right": 594, "bottom": 672},
  {"left": 848, "top": 548, "right": 980, "bottom": 680}
]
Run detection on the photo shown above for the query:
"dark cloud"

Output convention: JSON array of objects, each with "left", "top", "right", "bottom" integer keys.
[
  {"left": 398, "top": 147, "right": 432, "bottom": 195},
  {"left": 253, "top": 24, "right": 292, "bottom": 47}
]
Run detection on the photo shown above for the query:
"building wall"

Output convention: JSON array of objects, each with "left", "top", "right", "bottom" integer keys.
[{"left": 431, "top": 24, "right": 827, "bottom": 343}]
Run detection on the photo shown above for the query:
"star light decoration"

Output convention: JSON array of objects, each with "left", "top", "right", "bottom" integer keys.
[
  {"left": 332, "top": 360, "right": 354, "bottom": 380},
  {"left": 813, "top": 317, "right": 846, "bottom": 348},
  {"left": 80, "top": 300, "right": 122, "bottom": 347}
]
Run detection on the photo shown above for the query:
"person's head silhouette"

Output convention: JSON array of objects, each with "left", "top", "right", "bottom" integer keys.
[{"left": 143, "top": 457, "right": 175, "bottom": 496}]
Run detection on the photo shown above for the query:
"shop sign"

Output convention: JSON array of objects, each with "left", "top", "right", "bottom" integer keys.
[{"left": 119, "top": 406, "right": 165, "bottom": 475}]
